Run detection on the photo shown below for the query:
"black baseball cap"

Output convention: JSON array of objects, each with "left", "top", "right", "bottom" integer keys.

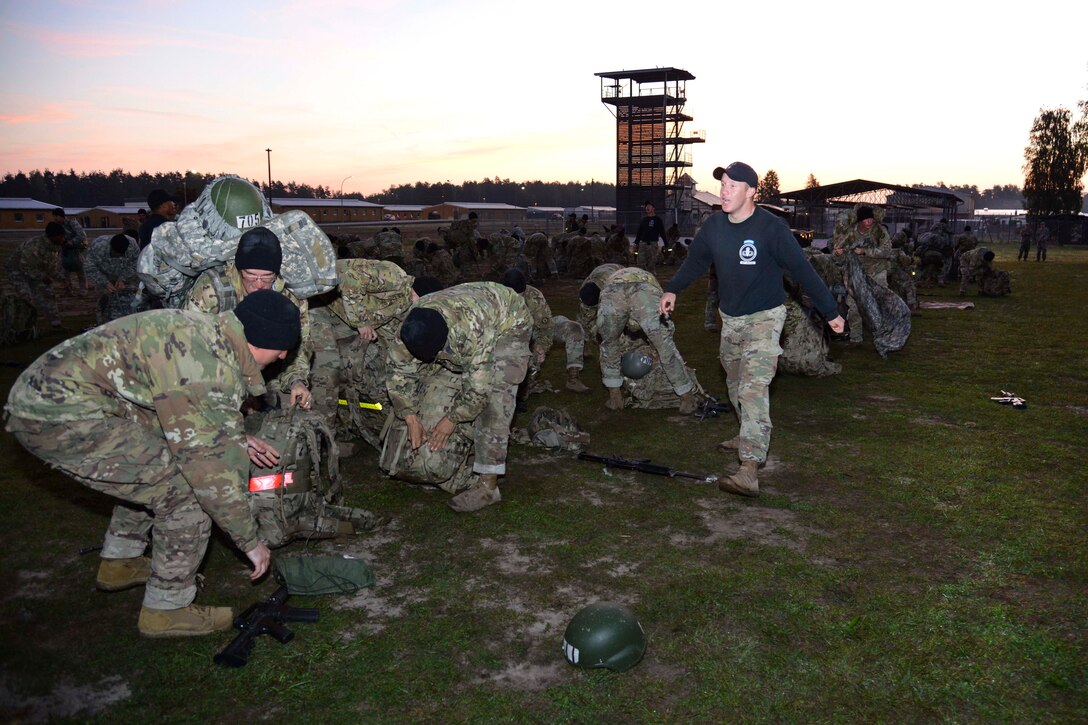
[
  {"left": 147, "top": 189, "right": 177, "bottom": 210},
  {"left": 712, "top": 162, "right": 758, "bottom": 187}
]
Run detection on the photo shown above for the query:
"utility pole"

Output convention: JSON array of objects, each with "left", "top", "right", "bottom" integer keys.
[{"left": 265, "top": 148, "right": 272, "bottom": 206}]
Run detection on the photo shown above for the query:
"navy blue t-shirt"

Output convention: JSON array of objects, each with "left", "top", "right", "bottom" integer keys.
[{"left": 665, "top": 207, "right": 838, "bottom": 319}]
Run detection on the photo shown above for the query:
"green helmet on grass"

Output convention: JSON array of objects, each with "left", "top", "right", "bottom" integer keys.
[
  {"left": 562, "top": 602, "right": 646, "bottom": 672},
  {"left": 208, "top": 175, "right": 267, "bottom": 231},
  {"left": 620, "top": 351, "right": 654, "bottom": 380}
]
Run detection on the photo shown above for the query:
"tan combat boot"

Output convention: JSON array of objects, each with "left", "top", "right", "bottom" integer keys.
[
  {"left": 718, "top": 460, "right": 760, "bottom": 497},
  {"left": 96, "top": 556, "right": 151, "bottom": 592},
  {"left": 605, "top": 387, "right": 624, "bottom": 410},
  {"left": 448, "top": 474, "right": 502, "bottom": 513},
  {"left": 138, "top": 603, "right": 235, "bottom": 638},
  {"left": 565, "top": 368, "right": 590, "bottom": 393},
  {"left": 678, "top": 391, "right": 699, "bottom": 415}
]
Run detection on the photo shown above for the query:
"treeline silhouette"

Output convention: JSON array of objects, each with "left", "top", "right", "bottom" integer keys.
[{"left": 1, "top": 168, "right": 1034, "bottom": 210}]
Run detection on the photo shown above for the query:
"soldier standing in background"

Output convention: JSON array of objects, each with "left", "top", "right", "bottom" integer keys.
[
  {"left": 52, "top": 207, "right": 88, "bottom": 296},
  {"left": 5, "top": 290, "right": 300, "bottom": 637},
  {"left": 1017, "top": 224, "right": 1033, "bottom": 261},
  {"left": 138, "top": 190, "right": 177, "bottom": 249},
  {"left": 6, "top": 221, "right": 65, "bottom": 328},
  {"left": 633, "top": 201, "right": 667, "bottom": 273},
  {"left": 85, "top": 231, "right": 144, "bottom": 324}
]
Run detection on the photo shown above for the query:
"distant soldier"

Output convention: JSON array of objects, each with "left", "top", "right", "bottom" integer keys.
[
  {"left": 6, "top": 221, "right": 65, "bottom": 328},
  {"left": 603, "top": 224, "right": 629, "bottom": 265},
  {"left": 426, "top": 242, "right": 460, "bottom": 288},
  {"left": 447, "top": 212, "right": 480, "bottom": 264},
  {"left": 185, "top": 227, "right": 314, "bottom": 409},
  {"left": 53, "top": 207, "right": 88, "bottom": 295},
  {"left": 959, "top": 247, "right": 996, "bottom": 296},
  {"left": 1017, "top": 224, "right": 1033, "bottom": 261},
  {"left": 633, "top": 201, "right": 667, "bottom": 272},
  {"left": 374, "top": 227, "right": 406, "bottom": 268},
  {"left": 5, "top": 290, "right": 300, "bottom": 637},
  {"left": 832, "top": 205, "right": 896, "bottom": 343},
  {"left": 387, "top": 282, "right": 531, "bottom": 512},
  {"left": 85, "top": 231, "right": 144, "bottom": 324},
  {"left": 597, "top": 266, "right": 700, "bottom": 414},
  {"left": 1035, "top": 223, "right": 1050, "bottom": 261},
  {"left": 523, "top": 231, "right": 557, "bottom": 281}
]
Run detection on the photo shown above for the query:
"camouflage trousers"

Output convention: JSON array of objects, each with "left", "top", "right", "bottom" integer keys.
[
  {"left": 7, "top": 415, "right": 213, "bottom": 609},
  {"left": 551, "top": 315, "right": 585, "bottom": 370},
  {"left": 887, "top": 265, "right": 918, "bottom": 311},
  {"left": 845, "top": 269, "right": 888, "bottom": 343},
  {"left": 468, "top": 327, "right": 531, "bottom": 474},
  {"left": 636, "top": 242, "right": 658, "bottom": 272},
  {"left": 718, "top": 305, "right": 787, "bottom": 464},
  {"left": 95, "top": 289, "right": 142, "bottom": 325},
  {"left": 6, "top": 270, "right": 60, "bottom": 326},
  {"left": 597, "top": 281, "right": 694, "bottom": 396}
]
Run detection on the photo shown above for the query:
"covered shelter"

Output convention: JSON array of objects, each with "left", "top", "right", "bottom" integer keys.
[{"left": 779, "top": 179, "right": 964, "bottom": 238}]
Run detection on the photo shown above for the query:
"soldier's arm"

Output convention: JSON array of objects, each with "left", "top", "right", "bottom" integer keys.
[
  {"left": 183, "top": 274, "right": 221, "bottom": 314},
  {"left": 386, "top": 340, "right": 424, "bottom": 418},
  {"left": 279, "top": 298, "right": 312, "bottom": 391},
  {"left": 444, "top": 336, "right": 495, "bottom": 424}
]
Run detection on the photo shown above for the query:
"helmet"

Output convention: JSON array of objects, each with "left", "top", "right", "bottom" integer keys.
[
  {"left": 563, "top": 602, "right": 645, "bottom": 672},
  {"left": 620, "top": 351, "right": 654, "bottom": 379},
  {"left": 208, "top": 175, "right": 267, "bottom": 232}
]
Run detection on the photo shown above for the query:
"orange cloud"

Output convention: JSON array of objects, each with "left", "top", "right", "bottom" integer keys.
[{"left": 0, "top": 103, "right": 76, "bottom": 125}]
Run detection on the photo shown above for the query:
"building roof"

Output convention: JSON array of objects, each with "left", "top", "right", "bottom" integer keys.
[
  {"left": 595, "top": 67, "right": 695, "bottom": 83},
  {"left": 779, "top": 179, "right": 964, "bottom": 210},
  {"left": 693, "top": 190, "right": 722, "bottom": 208},
  {"left": 272, "top": 197, "right": 382, "bottom": 208},
  {"left": 431, "top": 202, "right": 526, "bottom": 211},
  {"left": 527, "top": 206, "right": 565, "bottom": 213},
  {"left": 80, "top": 206, "right": 135, "bottom": 215},
  {"left": 0, "top": 197, "right": 61, "bottom": 211},
  {"left": 383, "top": 205, "right": 425, "bottom": 211}
]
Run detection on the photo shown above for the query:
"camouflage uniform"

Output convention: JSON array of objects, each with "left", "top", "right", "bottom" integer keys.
[
  {"left": 958, "top": 246, "right": 993, "bottom": 295},
  {"left": 520, "top": 284, "right": 555, "bottom": 376},
  {"left": 1017, "top": 226, "right": 1032, "bottom": 261},
  {"left": 718, "top": 305, "right": 787, "bottom": 462},
  {"left": 85, "top": 235, "right": 144, "bottom": 324},
  {"left": 832, "top": 207, "right": 896, "bottom": 342},
  {"left": 953, "top": 229, "right": 978, "bottom": 257},
  {"left": 447, "top": 219, "right": 479, "bottom": 264},
  {"left": 58, "top": 217, "right": 89, "bottom": 293},
  {"left": 185, "top": 263, "right": 312, "bottom": 395},
  {"left": 309, "top": 259, "right": 411, "bottom": 445},
  {"left": 5, "top": 232, "right": 62, "bottom": 327},
  {"left": 604, "top": 228, "right": 629, "bottom": 265},
  {"left": 552, "top": 315, "right": 586, "bottom": 371},
  {"left": 578, "top": 263, "right": 622, "bottom": 342},
  {"left": 4, "top": 309, "right": 266, "bottom": 609},
  {"left": 428, "top": 247, "right": 460, "bottom": 288},
  {"left": 597, "top": 267, "right": 695, "bottom": 398},
  {"left": 374, "top": 229, "right": 406, "bottom": 268},
  {"left": 886, "top": 248, "right": 919, "bottom": 312},
  {"left": 523, "top": 232, "right": 557, "bottom": 280},
  {"left": 485, "top": 232, "right": 519, "bottom": 280},
  {"left": 386, "top": 283, "right": 531, "bottom": 476},
  {"left": 565, "top": 234, "right": 594, "bottom": 278}
]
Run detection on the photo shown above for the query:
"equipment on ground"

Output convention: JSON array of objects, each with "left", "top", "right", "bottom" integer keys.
[
  {"left": 990, "top": 390, "right": 1026, "bottom": 409},
  {"left": 214, "top": 585, "right": 318, "bottom": 668},
  {"left": 562, "top": 602, "right": 646, "bottom": 672},
  {"left": 620, "top": 350, "right": 654, "bottom": 379},
  {"left": 696, "top": 393, "right": 735, "bottom": 421},
  {"left": 577, "top": 452, "right": 718, "bottom": 484}
]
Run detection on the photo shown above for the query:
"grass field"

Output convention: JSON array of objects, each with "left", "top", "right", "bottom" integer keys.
[{"left": 1, "top": 243, "right": 1085, "bottom": 723}]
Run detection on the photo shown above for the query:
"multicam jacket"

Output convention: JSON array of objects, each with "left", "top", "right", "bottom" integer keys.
[
  {"left": 387, "top": 282, "right": 531, "bottom": 424},
  {"left": 5, "top": 309, "right": 267, "bottom": 552},
  {"left": 7, "top": 234, "right": 59, "bottom": 282},
  {"left": 185, "top": 262, "right": 312, "bottom": 390},
  {"left": 521, "top": 284, "right": 554, "bottom": 355},
  {"left": 85, "top": 235, "right": 140, "bottom": 290},
  {"left": 326, "top": 258, "right": 414, "bottom": 342}
]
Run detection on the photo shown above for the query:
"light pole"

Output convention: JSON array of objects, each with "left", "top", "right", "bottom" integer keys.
[
  {"left": 265, "top": 148, "right": 272, "bottom": 206},
  {"left": 340, "top": 175, "right": 353, "bottom": 220}
]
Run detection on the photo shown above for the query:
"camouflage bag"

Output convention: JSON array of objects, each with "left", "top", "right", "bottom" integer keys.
[
  {"left": 979, "top": 269, "right": 1011, "bottom": 297},
  {"left": 511, "top": 406, "right": 590, "bottom": 451},
  {"left": 138, "top": 175, "right": 272, "bottom": 307},
  {"left": 0, "top": 294, "right": 38, "bottom": 346},
  {"left": 377, "top": 367, "right": 477, "bottom": 494},
  {"left": 245, "top": 406, "right": 382, "bottom": 547},
  {"left": 262, "top": 210, "right": 339, "bottom": 299}
]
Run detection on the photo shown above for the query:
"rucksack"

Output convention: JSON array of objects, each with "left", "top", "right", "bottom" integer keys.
[{"left": 0, "top": 294, "right": 38, "bottom": 346}]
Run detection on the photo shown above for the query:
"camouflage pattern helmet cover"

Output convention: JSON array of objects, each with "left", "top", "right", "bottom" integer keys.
[
  {"left": 562, "top": 602, "right": 646, "bottom": 672},
  {"left": 208, "top": 175, "right": 268, "bottom": 232},
  {"left": 620, "top": 350, "right": 654, "bottom": 379}
]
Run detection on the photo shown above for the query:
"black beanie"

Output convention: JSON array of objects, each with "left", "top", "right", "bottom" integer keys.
[
  {"left": 579, "top": 282, "right": 601, "bottom": 307},
  {"left": 856, "top": 206, "right": 874, "bottom": 223},
  {"left": 400, "top": 307, "right": 448, "bottom": 362},
  {"left": 234, "top": 288, "right": 300, "bottom": 351},
  {"left": 235, "top": 227, "right": 283, "bottom": 275},
  {"left": 501, "top": 268, "right": 527, "bottom": 294},
  {"left": 411, "top": 275, "right": 443, "bottom": 297},
  {"left": 109, "top": 234, "right": 130, "bottom": 255}
]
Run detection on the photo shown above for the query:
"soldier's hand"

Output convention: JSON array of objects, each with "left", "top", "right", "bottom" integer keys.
[
  {"left": 406, "top": 415, "right": 425, "bottom": 450},
  {"left": 534, "top": 348, "right": 547, "bottom": 365},
  {"left": 246, "top": 542, "right": 271, "bottom": 581},
  {"left": 358, "top": 325, "right": 378, "bottom": 342},
  {"left": 827, "top": 315, "right": 846, "bottom": 334},
  {"left": 853, "top": 247, "right": 865, "bottom": 255},
  {"left": 289, "top": 382, "right": 313, "bottom": 409},
  {"left": 246, "top": 435, "right": 281, "bottom": 468},
  {"left": 659, "top": 292, "right": 677, "bottom": 316},
  {"left": 428, "top": 417, "right": 456, "bottom": 452}
]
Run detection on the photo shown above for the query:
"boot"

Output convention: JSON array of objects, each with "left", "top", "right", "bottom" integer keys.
[
  {"left": 448, "top": 474, "right": 501, "bottom": 513},
  {"left": 678, "top": 391, "right": 699, "bottom": 415},
  {"left": 605, "top": 387, "right": 624, "bottom": 411},
  {"left": 138, "top": 603, "right": 235, "bottom": 638},
  {"left": 716, "top": 436, "right": 741, "bottom": 452},
  {"left": 565, "top": 368, "right": 590, "bottom": 394},
  {"left": 96, "top": 556, "right": 151, "bottom": 592},
  {"left": 718, "top": 460, "right": 759, "bottom": 497}
]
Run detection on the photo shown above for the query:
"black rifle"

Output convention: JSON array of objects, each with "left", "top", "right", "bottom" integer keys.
[
  {"left": 578, "top": 452, "right": 718, "bottom": 484},
  {"left": 696, "top": 393, "right": 734, "bottom": 421},
  {"left": 214, "top": 585, "right": 319, "bottom": 668},
  {"left": 990, "top": 390, "right": 1027, "bottom": 410}
]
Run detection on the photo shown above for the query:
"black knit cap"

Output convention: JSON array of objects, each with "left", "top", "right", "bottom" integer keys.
[
  {"left": 856, "top": 206, "right": 875, "bottom": 223},
  {"left": 501, "top": 267, "right": 527, "bottom": 294},
  {"left": 400, "top": 307, "right": 448, "bottom": 362},
  {"left": 235, "top": 227, "right": 282, "bottom": 275},
  {"left": 579, "top": 282, "right": 601, "bottom": 307},
  {"left": 109, "top": 234, "right": 130, "bottom": 255},
  {"left": 234, "top": 288, "right": 300, "bottom": 351},
  {"left": 411, "top": 275, "right": 443, "bottom": 297}
]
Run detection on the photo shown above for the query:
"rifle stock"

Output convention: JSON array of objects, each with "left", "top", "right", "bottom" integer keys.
[{"left": 578, "top": 452, "right": 718, "bottom": 484}]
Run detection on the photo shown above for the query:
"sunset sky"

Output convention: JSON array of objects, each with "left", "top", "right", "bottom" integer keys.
[{"left": 2, "top": 0, "right": 1086, "bottom": 199}]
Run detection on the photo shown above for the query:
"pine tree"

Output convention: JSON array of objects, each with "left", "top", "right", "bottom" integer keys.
[
  {"left": 805, "top": 173, "right": 820, "bottom": 189},
  {"left": 756, "top": 169, "right": 781, "bottom": 203}
]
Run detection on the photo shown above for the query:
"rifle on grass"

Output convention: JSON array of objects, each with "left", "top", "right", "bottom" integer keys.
[
  {"left": 578, "top": 452, "right": 719, "bottom": 484},
  {"left": 214, "top": 585, "right": 319, "bottom": 668}
]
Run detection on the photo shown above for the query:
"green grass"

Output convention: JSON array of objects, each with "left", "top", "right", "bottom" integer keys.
[{"left": 1, "top": 242, "right": 1085, "bottom": 723}]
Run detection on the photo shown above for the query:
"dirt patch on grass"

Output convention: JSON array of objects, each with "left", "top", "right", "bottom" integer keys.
[{"left": 0, "top": 673, "right": 130, "bottom": 723}]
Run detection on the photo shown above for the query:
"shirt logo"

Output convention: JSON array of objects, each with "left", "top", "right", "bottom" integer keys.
[{"left": 739, "top": 240, "right": 757, "bottom": 265}]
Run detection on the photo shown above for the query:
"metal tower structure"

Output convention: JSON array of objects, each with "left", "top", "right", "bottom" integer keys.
[{"left": 596, "top": 67, "right": 704, "bottom": 232}]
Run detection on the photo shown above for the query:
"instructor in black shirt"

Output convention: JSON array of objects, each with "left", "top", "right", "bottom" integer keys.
[
  {"left": 634, "top": 201, "right": 668, "bottom": 273},
  {"left": 659, "top": 161, "right": 845, "bottom": 497}
]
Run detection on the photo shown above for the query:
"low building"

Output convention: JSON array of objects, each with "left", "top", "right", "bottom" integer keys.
[
  {"left": 272, "top": 198, "right": 384, "bottom": 224},
  {"left": 382, "top": 205, "right": 426, "bottom": 221},
  {"left": 421, "top": 202, "right": 526, "bottom": 223},
  {"left": 0, "top": 198, "right": 62, "bottom": 230}
]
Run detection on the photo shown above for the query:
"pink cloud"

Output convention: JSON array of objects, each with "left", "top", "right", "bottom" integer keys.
[{"left": 0, "top": 103, "right": 76, "bottom": 125}]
